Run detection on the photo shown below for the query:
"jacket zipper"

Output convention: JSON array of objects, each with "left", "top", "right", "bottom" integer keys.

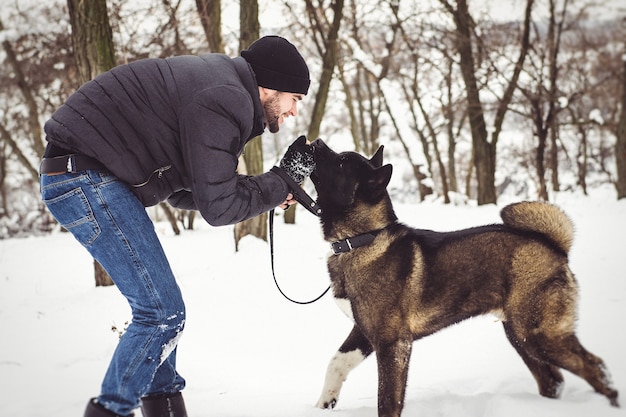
[{"left": 132, "top": 165, "right": 172, "bottom": 188}]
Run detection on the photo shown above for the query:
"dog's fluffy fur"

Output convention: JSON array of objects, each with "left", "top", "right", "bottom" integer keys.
[{"left": 309, "top": 139, "right": 619, "bottom": 417}]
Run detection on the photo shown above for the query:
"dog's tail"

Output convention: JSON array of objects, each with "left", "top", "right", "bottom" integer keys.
[{"left": 500, "top": 201, "right": 574, "bottom": 254}]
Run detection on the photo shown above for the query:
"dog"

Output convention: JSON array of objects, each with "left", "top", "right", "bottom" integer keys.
[{"left": 308, "top": 139, "right": 619, "bottom": 417}]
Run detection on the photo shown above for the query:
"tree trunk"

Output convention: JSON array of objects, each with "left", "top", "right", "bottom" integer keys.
[
  {"left": 444, "top": 60, "right": 460, "bottom": 194},
  {"left": 415, "top": 90, "right": 450, "bottom": 203},
  {"left": 283, "top": 0, "right": 344, "bottom": 225},
  {"left": 306, "top": 0, "right": 344, "bottom": 141},
  {"left": 447, "top": 0, "right": 495, "bottom": 204},
  {"left": 381, "top": 88, "right": 429, "bottom": 199},
  {"left": 67, "top": 0, "right": 116, "bottom": 286},
  {"left": 0, "top": 142, "right": 7, "bottom": 217},
  {"left": 0, "top": 122, "right": 39, "bottom": 181},
  {"left": 234, "top": 0, "right": 267, "bottom": 250},
  {"left": 547, "top": 0, "right": 561, "bottom": 193},
  {"left": 336, "top": 59, "right": 361, "bottom": 153},
  {"left": 0, "top": 18, "right": 45, "bottom": 174},
  {"left": 94, "top": 260, "right": 113, "bottom": 287},
  {"left": 550, "top": 121, "right": 560, "bottom": 192},
  {"left": 545, "top": 0, "right": 566, "bottom": 197},
  {"left": 195, "top": 0, "right": 223, "bottom": 53},
  {"left": 239, "top": 0, "right": 259, "bottom": 51},
  {"left": 530, "top": 94, "right": 549, "bottom": 200},
  {"left": 442, "top": 0, "right": 532, "bottom": 205},
  {"left": 577, "top": 128, "right": 588, "bottom": 196},
  {"left": 233, "top": 139, "right": 268, "bottom": 251},
  {"left": 535, "top": 123, "right": 549, "bottom": 200},
  {"left": 616, "top": 42, "right": 626, "bottom": 199},
  {"left": 159, "top": 202, "right": 181, "bottom": 235},
  {"left": 67, "top": 0, "right": 115, "bottom": 84}
]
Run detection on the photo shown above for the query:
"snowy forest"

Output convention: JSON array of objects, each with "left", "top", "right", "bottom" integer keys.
[{"left": 0, "top": 0, "right": 625, "bottom": 239}]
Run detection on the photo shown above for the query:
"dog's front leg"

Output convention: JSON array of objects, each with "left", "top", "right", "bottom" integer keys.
[
  {"left": 316, "top": 325, "right": 373, "bottom": 409},
  {"left": 376, "top": 339, "right": 412, "bottom": 417}
]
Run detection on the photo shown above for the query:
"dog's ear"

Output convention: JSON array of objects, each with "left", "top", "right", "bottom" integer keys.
[
  {"left": 366, "top": 164, "right": 392, "bottom": 198},
  {"left": 370, "top": 146, "right": 384, "bottom": 168}
]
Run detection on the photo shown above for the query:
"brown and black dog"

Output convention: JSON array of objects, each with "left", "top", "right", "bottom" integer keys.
[{"left": 309, "top": 139, "right": 618, "bottom": 417}]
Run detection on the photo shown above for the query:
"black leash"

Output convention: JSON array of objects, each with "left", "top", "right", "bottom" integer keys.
[
  {"left": 268, "top": 167, "right": 329, "bottom": 305},
  {"left": 270, "top": 167, "right": 321, "bottom": 216},
  {"left": 269, "top": 209, "right": 330, "bottom": 304}
]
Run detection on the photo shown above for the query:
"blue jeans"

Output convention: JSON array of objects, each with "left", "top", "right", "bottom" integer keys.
[{"left": 41, "top": 170, "right": 186, "bottom": 416}]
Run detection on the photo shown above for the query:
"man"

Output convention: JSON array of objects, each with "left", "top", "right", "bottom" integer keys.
[{"left": 39, "top": 36, "right": 316, "bottom": 417}]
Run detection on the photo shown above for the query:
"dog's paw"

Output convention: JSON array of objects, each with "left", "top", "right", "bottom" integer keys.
[{"left": 315, "top": 395, "right": 338, "bottom": 409}]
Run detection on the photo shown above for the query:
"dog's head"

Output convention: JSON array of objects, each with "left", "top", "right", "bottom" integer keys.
[{"left": 310, "top": 139, "right": 395, "bottom": 237}]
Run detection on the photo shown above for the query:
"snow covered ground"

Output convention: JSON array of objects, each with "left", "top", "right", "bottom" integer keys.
[{"left": 1, "top": 185, "right": 624, "bottom": 417}]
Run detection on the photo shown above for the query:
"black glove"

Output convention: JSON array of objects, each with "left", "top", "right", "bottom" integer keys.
[{"left": 278, "top": 135, "right": 316, "bottom": 184}]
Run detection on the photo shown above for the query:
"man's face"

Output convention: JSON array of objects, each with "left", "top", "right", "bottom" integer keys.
[{"left": 262, "top": 90, "right": 304, "bottom": 133}]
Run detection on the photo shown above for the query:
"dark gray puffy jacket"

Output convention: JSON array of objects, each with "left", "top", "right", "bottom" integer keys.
[{"left": 44, "top": 54, "right": 289, "bottom": 226}]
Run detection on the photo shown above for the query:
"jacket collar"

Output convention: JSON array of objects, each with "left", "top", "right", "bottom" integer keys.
[{"left": 232, "top": 56, "right": 265, "bottom": 140}]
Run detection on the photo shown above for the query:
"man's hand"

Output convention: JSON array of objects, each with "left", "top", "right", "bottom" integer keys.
[{"left": 278, "top": 193, "right": 296, "bottom": 210}]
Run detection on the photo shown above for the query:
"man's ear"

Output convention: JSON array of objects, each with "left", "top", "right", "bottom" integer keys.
[{"left": 258, "top": 86, "right": 278, "bottom": 100}]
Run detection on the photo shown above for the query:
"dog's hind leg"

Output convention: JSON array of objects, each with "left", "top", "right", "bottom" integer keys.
[
  {"left": 529, "top": 332, "right": 619, "bottom": 407},
  {"left": 376, "top": 338, "right": 413, "bottom": 417},
  {"left": 516, "top": 268, "right": 619, "bottom": 406},
  {"left": 316, "top": 325, "right": 373, "bottom": 409},
  {"left": 503, "top": 322, "right": 564, "bottom": 398}
]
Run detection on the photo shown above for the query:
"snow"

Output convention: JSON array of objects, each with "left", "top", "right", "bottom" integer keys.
[
  {"left": 0, "top": 185, "right": 624, "bottom": 416},
  {"left": 589, "top": 109, "right": 605, "bottom": 126}
]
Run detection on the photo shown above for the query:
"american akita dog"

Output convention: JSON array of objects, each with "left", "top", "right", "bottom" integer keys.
[{"left": 308, "top": 139, "right": 618, "bottom": 417}]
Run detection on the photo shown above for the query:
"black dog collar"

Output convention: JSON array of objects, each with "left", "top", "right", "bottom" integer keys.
[{"left": 331, "top": 231, "right": 381, "bottom": 255}]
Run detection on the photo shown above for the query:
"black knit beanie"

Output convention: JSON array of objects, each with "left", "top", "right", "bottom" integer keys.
[{"left": 241, "top": 36, "right": 310, "bottom": 95}]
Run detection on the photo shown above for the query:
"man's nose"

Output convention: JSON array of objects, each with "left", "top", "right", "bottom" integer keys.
[{"left": 290, "top": 102, "right": 298, "bottom": 117}]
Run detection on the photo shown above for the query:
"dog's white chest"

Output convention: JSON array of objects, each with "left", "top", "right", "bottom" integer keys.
[{"left": 335, "top": 297, "right": 354, "bottom": 321}]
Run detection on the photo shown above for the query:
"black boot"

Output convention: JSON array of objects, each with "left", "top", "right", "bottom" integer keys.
[
  {"left": 140, "top": 392, "right": 187, "bottom": 417},
  {"left": 84, "top": 398, "right": 134, "bottom": 417}
]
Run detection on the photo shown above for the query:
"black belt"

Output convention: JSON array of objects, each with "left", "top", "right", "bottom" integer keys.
[{"left": 39, "top": 154, "right": 106, "bottom": 175}]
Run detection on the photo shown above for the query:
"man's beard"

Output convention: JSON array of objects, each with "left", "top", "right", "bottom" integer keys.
[{"left": 263, "top": 92, "right": 282, "bottom": 133}]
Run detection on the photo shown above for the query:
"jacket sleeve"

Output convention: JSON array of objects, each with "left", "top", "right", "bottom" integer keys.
[
  {"left": 179, "top": 85, "right": 289, "bottom": 226},
  {"left": 167, "top": 190, "right": 197, "bottom": 210}
]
